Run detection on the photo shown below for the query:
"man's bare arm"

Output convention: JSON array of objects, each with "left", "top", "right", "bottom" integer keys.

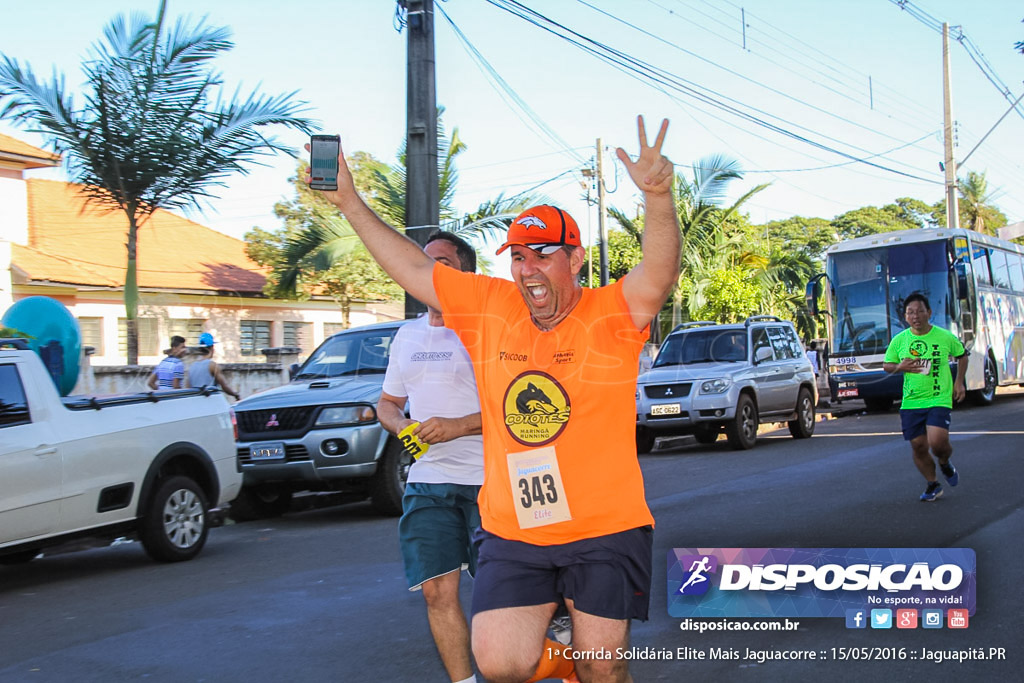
[
  {"left": 377, "top": 391, "right": 414, "bottom": 436},
  {"left": 310, "top": 142, "right": 440, "bottom": 310},
  {"left": 618, "top": 116, "right": 681, "bottom": 330}
]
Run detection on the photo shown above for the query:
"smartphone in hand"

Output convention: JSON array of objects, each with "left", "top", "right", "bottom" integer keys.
[{"left": 309, "top": 134, "right": 340, "bottom": 191}]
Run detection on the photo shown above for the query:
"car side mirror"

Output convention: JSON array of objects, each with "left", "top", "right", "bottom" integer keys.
[
  {"left": 754, "top": 347, "right": 774, "bottom": 364},
  {"left": 288, "top": 363, "right": 300, "bottom": 380}
]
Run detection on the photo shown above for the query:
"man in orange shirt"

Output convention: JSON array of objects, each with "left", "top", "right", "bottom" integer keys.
[{"left": 312, "top": 116, "right": 680, "bottom": 683}]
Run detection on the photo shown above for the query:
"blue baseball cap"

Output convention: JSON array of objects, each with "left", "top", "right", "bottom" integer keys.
[{"left": 199, "top": 332, "right": 216, "bottom": 346}]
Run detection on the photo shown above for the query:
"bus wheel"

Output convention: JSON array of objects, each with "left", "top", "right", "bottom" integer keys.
[{"left": 969, "top": 355, "right": 997, "bottom": 406}]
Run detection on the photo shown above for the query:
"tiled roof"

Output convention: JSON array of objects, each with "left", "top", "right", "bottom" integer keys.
[
  {"left": 13, "top": 179, "right": 268, "bottom": 293},
  {"left": 0, "top": 133, "right": 61, "bottom": 167}
]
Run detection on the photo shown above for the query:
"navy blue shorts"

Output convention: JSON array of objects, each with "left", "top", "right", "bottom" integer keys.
[
  {"left": 399, "top": 482, "right": 481, "bottom": 590},
  {"left": 900, "top": 406, "right": 952, "bottom": 441},
  {"left": 470, "top": 526, "right": 653, "bottom": 621}
]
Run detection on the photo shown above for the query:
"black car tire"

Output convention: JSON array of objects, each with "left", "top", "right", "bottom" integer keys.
[
  {"left": 692, "top": 424, "right": 719, "bottom": 444},
  {"left": 229, "top": 485, "right": 294, "bottom": 522},
  {"left": 370, "top": 440, "right": 412, "bottom": 516},
  {"left": 139, "top": 476, "right": 209, "bottom": 563},
  {"left": 725, "top": 394, "right": 758, "bottom": 450},
  {"left": 636, "top": 427, "right": 656, "bottom": 454},
  {"left": 788, "top": 388, "right": 816, "bottom": 439}
]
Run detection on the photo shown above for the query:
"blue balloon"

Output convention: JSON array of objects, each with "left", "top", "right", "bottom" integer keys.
[{"left": 2, "top": 296, "right": 82, "bottom": 396}]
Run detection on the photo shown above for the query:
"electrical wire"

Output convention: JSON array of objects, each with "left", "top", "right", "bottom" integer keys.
[{"left": 484, "top": 0, "right": 942, "bottom": 185}]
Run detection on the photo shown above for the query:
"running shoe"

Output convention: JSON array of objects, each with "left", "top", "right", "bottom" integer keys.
[
  {"left": 940, "top": 462, "right": 959, "bottom": 487},
  {"left": 550, "top": 615, "right": 573, "bottom": 646},
  {"left": 919, "top": 481, "right": 943, "bottom": 502}
]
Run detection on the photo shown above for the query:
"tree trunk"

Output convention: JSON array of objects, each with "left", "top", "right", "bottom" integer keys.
[{"left": 125, "top": 213, "right": 140, "bottom": 365}]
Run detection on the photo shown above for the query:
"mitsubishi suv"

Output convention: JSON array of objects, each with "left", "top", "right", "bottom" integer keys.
[
  {"left": 231, "top": 320, "right": 410, "bottom": 519},
  {"left": 635, "top": 316, "right": 816, "bottom": 452}
]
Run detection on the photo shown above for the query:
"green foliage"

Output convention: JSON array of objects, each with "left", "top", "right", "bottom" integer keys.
[
  {"left": 0, "top": 0, "right": 314, "bottom": 362},
  {"left": 693, "top": 268, "right": 761, "bottom": 323},
  {"left": 932, "top": 171, "right": 1008, "bottom": 234}
]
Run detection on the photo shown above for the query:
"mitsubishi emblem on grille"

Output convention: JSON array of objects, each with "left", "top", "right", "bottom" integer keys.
[
  {"left": 665, "top": 387, "right": 673, "bottom": 396},
  {"left": 266, "top": 413, "right": 280, "bottom": 428}
]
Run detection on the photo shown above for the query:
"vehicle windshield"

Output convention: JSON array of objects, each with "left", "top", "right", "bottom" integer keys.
[
  {"left": 828, "top": 240, "right": 951, "bottom": 356},
  {"left": 293, "top": 327, "right": 399, "bottom": 379},
  {"left": 653, "top": 329, "right": 748, "bottom": 367}
]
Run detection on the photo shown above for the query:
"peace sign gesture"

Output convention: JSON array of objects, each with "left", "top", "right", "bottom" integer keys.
[{"left": 615, "top": 115, "right": 673, "bottom": 195}]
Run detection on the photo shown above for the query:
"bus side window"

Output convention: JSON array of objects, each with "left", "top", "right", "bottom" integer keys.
[
  {"left": 1008, "top": 253, "right": 1024, "bottom": 293},
  {"left": 973, "top": 248, "right": 992, "bottom": 286},
  {"left": 990, "top": 250, "right": 1011, "bottom": 289}
]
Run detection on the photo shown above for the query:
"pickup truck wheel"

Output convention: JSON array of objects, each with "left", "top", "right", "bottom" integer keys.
[
  {"left": 725, "top": 394, "right": 758, "bottom": 450},
  {"left": 140, "top": 476, "right": 209, "bottom": 563},
  {"left": 370, "top": 440, "right": 412, "bottom": 516},
  {"left": 692, "top": 425, "right": 719, "bottom": 444},
  {"left": 788, "top": 388, "right": 816, "bottom": 439},
  {"left": 636, "top": 427, "right": 655, "bottom": 454},
  {"left": 229, "top": 485, "right": 293, "bottom": 522}
]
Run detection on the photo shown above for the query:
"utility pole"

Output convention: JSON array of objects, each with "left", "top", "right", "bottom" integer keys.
[
  {"left": 942, "top": 22, "right": 959, "bottom": 230},
  {"left": 404, "top": 0, "right": 438, "bottom": 318},
  {"left": 596, "top": 139, "right": 609, "bottom": 286}
]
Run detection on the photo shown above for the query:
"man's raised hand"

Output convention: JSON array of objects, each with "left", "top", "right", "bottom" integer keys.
[{"left": 615, "top": 115, "right": 673, "bottom": 195}]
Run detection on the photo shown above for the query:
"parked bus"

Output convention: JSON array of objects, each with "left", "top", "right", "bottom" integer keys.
[{"left": 806, "top": 227, "right": 1024, "bottom": 410}]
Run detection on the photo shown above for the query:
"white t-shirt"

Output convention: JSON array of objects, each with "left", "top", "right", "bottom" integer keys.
[{"left": 382, "top": 316, "right": 483, "bottom": 485}]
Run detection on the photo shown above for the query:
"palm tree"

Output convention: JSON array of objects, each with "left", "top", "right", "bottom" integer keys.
[
  {"left": 610, "top": 155, "right": 768, "bottom": 334},
  {"left": 957, "top": 170, "right": 1005, "bottom": 235},
  {"left": 0, "top": 1, "right": 314, "bottom": 363}
]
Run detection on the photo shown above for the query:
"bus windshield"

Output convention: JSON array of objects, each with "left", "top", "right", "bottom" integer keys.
[{"left": 828, "top": 240, "right": 951, "bottom": 356}]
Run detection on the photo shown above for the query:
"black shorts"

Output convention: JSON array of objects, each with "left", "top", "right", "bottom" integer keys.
[
  {"left": 470, "top": 526, "right": 653, "bottom": 621},
  {"left": 900, "top": 406, "right": 952, "bottom": 441}
]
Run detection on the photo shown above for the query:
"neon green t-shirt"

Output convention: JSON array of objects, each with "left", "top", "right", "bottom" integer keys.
[{"left": 884, "top": 325, "right": 965, "bottom": 409}]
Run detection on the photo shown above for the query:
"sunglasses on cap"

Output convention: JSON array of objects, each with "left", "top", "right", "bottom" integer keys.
[{"left": 524, "top": 243, "right": 566, "bottom": 255}]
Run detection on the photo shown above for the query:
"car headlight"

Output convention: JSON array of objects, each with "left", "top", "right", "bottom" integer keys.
[
  {"left": 315, "top": 404, "right": 377, "bottom": 427},
  {"left": 700, "top": 378, "right": 732, "bottom": 394}
]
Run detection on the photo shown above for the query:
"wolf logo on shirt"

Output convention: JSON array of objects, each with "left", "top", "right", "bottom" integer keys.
[{"left": 503, "top": 371, "right": 571, "bottom": 446}]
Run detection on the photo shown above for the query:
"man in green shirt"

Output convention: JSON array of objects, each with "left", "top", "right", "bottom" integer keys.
[{"left": 883, "top": 293, "right": 967, "bottom": 502}]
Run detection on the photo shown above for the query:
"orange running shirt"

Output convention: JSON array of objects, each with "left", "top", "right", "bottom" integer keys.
[{"left": 434, "top": 263, "right": 654, "bottom": 545}]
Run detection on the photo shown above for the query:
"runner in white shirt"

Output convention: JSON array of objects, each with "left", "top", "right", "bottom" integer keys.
[{"left": 377, "top": 232, "right": 483, "bottom": 683}]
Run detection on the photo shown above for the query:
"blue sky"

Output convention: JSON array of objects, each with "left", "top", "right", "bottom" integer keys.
[{"left": 2, "top": 0, "right": 1022, "bottom": 257}]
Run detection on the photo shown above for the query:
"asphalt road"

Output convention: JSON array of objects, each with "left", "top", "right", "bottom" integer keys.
[{"left": 1, "top": 390, "right": 1021, "bottom": 682}]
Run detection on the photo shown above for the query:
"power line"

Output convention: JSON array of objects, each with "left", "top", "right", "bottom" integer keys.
[{"left": 483, "top": 0, "right": 942, "bottom": 185}]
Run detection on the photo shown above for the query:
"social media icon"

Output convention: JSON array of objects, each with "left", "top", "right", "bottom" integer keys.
[
  {"left": 846, "top": 609, "right": 867, "bottom": 629},
  {"left": 896, "top": 609, "right": 918, "bottom": 629},
  {"left": 922, "top": 609, "right": 943, "bottom": 629},
  {"left": 870, "top": 609, "right": 892, "bottom": 629},
  {"left": 948, "top": 609, "right": 969, "bottom": 629}
]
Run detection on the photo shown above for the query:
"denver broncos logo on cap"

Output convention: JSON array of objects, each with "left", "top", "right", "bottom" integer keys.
[{"left": 515, "top": 215, "right": 549, "bottom": 230}]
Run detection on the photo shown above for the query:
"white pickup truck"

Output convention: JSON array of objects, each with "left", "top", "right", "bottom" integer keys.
[{"left": 0, "top": 339, "right": 242, "bottom": 564}]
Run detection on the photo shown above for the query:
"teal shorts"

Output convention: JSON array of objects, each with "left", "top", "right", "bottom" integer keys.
[{"left": 399, "top": 482, "right": 481, "bottom": 591}]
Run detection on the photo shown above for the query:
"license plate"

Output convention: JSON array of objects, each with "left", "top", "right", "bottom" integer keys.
[
  {"left": 651, "top": 403, "right": 682, "bottom": 416},
  {"left": 837, "top": 388, "right": 859, "bottom": 398},
  {"left": 250, "top": 442, "right": 286, "bottom": 460},
  {"left": 833, "top": 356, "right": 856, "bottom": 366}
]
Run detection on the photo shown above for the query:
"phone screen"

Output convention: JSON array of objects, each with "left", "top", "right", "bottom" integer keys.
[{"left": 310, "top": 135, "right": 340, "bottom": 190}]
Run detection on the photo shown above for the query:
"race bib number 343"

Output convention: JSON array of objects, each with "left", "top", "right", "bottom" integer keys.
[{"left": 506, "top": 446, "right": 572, "bottom": 529}]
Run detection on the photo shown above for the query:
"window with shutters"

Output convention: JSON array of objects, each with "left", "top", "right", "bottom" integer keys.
[
  {"left": 78, "top": 317, "right": 104, "bottom": 355},
  {"left": 239, "top": 320, "right": 272, "bottom": 356},
  {"left": 118, "top": 318, "right": 160, "bottom": 356}
]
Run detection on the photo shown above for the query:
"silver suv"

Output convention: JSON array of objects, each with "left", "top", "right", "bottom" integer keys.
[
  {"left": 231, "top": 320, "right": 410, "bottom": 519},
  {"left": 635, "top": 316, "right": 816, "bottom": 452}
]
